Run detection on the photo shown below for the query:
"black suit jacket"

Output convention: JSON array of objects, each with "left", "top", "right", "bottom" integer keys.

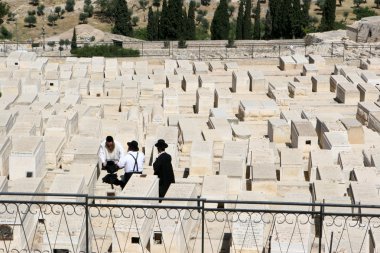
[{"left": 153, "top": 152, "right": 175, "bottom": 196}]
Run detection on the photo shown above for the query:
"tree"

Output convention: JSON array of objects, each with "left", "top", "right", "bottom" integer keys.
[
  {"left": 55, "top": 6, "right": 62, "bottom": 17},
  {"left": 47, "top": 14, "right": 58, "bottom": 26},
  {"left": 243, "top": 0, "right": 252, "bottom": 39},
  {"left": 375, "top": 0, "right": 380, "bottom": 8},
  {"left": 211, "top": 0, "right": 230, "bottom": 40},
  {"left": 235, "top": 0, "right": 244, "bottom": 40},
  {"left": 37, "top": 4, "right": 45, "bottom": 15},
  {"left": 71, "top": 27, "right": 77, "bottom": 51},
  {"left": 64, "top": 39, "right": 70, "bottom": 49},
  {"left": 159, "top": 0, "right": 169, "bottom": 39},
  {"left": 187, "top": 1, "right": 196, "bottom": 40},
  {"left": 47, "top": 41, "right": 55, "bottom": 51},
  {"left": 201, "top": 0, "right": 210, "bottom": 6},
  {"left": 253, "top": 0, "right": 260, "bottom": 39},
  {"left": 264, "top": 9, "right": 272, "bottom": 39},
  {"left": 280, "top": 0, "right": 292, "bottom": 38},
  {"left": 112, "top": 0, "right": 133, "bottom": 36},
  {"left": 83, "top": 0, "right": 93, "bottom": 17},
  {"left": 320, "top": 0, "right": 336, "bottom": 31},
  {"left": 153, "top": 0, "right": 160, "bottom": 9},
  {"left": 59, "top": 39, "right": 65, "bottom": 47},
  {"left": 354, "top": 0, "right": 363, "bottom": 7},
  {"left": 291, "top": 0, "right": 304, "bottom": 38},
  {"left": 302, "top": 0, "right": 311, "bottom": 29},
  {"left": 269, "top": 0, "right": 281, "bottom": 38},
  {"left": 79, "top": 12, "right": 88, "bottom": 23},
  {"left": 0, "top": 1, "right": 10, "bottom": 23},
  {"left": 147, "top": 7, "right": 154, "bottom": 40},
  {"left": 166, "top": 0, "right": 184, "bottom": 39},
  {"left": 24, "top": 14, "right": 36, "bottom": 27},
  {"left": 65, "top": 0, "right": 75, "bottom": 12},
  {"left": 132, "top": 16, "right": 139, "bottom": 26}
]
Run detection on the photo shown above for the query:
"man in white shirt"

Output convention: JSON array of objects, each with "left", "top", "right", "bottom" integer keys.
[
  {"left": 98, "top": 136, "right": 125, "bottom": 168},
  {"left": 117, "top": 140, "right": 145, "bottom": 188}
]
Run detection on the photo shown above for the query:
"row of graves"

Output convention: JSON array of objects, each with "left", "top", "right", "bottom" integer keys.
[{"left": 0, "top": 51, "right": 379, "bottom": 252}]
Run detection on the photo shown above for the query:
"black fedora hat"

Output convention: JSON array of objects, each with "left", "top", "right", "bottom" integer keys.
[
  {"left": 155, "top": 139, "right": 168, "bottom": 148},
  {"left": 127, "top": 140, "right": 139, "bottom": 150}
]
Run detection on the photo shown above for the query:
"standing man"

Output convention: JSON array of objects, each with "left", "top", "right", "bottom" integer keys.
[
  {"left": 117, "top": 140, "right": 145, "bottom": 188},
  {"left": 98, "top": 136, "right": 125, "bottom": 168},
  {"left": 153, "top": 139, "right": 175, "bottom": 199}
]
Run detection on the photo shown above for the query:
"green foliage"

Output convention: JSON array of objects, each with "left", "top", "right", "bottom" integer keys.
[
  {"left": 353, "top": 6, "right": 377, "bottom": 20},
  {"left": 64, "top": 39, "right": 70, "bottom": 48},
  {"left": 166, "top": 0, "right": 184, "bottom": 39},
  {"left": 71, "top": 45, "right": 140, "bottom": 57},
  {"left": 47, "top": 41, "right": 55, "bottom": 50},
  {"left": 235, "top": 0, "right": 244, "bottom": 39},
  {"left": 7, "top": 12, "right": 15, "bottom": 21},
  {"left": 147, "top": 7, "right": 155, "bottom": 40},
  {"left": 187, "top": 1, "right": 196, "bottom": 40},
  {"left": 226, "top": 37, "right": 236, "bottom": 48},
  {"left": 178, "top": 38, "right": 187, "bottom": 48},
  {"left": 159, "top": 0, "right": 169, "bottom": 39},
  {"left": 133, "top": 27, "right": 148, "bottom": 40},
  {"left": 0, "top": 26, "right": 11, "bottom": 39},
  {"left": 65, "top": 0, "right": 75, "bottom": 12},
  {"left": 132, "top": 16, "right": 139, "bottom": 26},
  {"left": 211, "top": 0, "right": 230, "bottom": 40},
  {"left": 37, "top": 5, "right": 45, "bottom": 16},
  {"left": 333, "top": 20, "right": 346, "bottom": 29},
  {"left": 320, "top": 0, "right": 336, "bottom": 31},
  {"left": 195, "top": 25, "right": 209, "bottom": 39},
  {"left": 83, "top": 2, "right": 93, "bottom": 17},
  {"left": 0, "top": 1, "right": 10, "bottom": 23},
  {"left": 112, "top": 0, "right": 133, "bottom": 36},
  {"left": 228, "top": 5, "right": 235, "bottom": 17},
  {"left": 253, "top": 0, "right": 260, "bottom": 39},
  {"left": 30, "top": 0, "right": 39, "bottom": 6},
  {"left": 27, "top": 10, "right": 36, "bottom": 15},
  {"left": 55, "top": 6, "right": 62, "bottom": 16},
  {"left": 291, "top": 0, "right": 304, "bottom": 38},
  {"left": 59, "top": 39, "right": 65, "bottom": 46},
  {"left": 201, "top": 0, "right": 210, "bottom": 6},
  {"left": 354, "top": 0, "right": 363, "bottom": 7},
  {"left": 242, "top": 0, "right": 252, "bottom": 39},
  {"left": 376, "top": 0, "right": 380, "bottom": 8},
  {"left": 24, "top": 14, "right": 37, "bottom": 27},
  {"left": 79, "top": 12, "right": 89, "bottom": 23},
  {"left": 71, "top": 27, "right": 77, "bottom": 51},
  {"left": 47, "top": 14, "right": 58, "bottom": 26},
  {"left": 153, "top": 0, "right": 161, "bottom": 8}
]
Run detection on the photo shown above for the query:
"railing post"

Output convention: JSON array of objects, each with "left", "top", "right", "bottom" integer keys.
[
  {"left": 251, "top": 45, "right": 254, "bottom": 59},
  {"left": 201, "top": 198, "right": 205, "bottom": 253},
  {"left": 370, "top": 45, "right": 372, "bottom": 56},
  {"left": 141, "top": 42, "right": 144, "bottom": 57},
  {"left": 318, "top": 204, "right": 324, "bottom": 253},
  {"left": 304, "top": 44, "right": 307, "bottom": 56},
  {"left": 85, "top": 195, "right": 89, "bottom": 253},
  {"left": 343, "top": 43, "right": 345, "bottom": 61},
  {"left": 331, "top": 42, "right": 334, "bottom": 57},
  {"left": 278, "top": 44, "right": 281, "bottom": 57}
]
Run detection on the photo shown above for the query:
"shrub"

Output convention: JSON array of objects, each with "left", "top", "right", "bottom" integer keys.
[
  {"left": 178, "top": 38, "right": 187, "bottom": 48},
  {"left": 0, "top": 26, "right": 12, "bottom": 39},
  {"left": 353, "top": 7, "right": 377, "bottom": 20},
  {"left": 71, "top": 45, "right": 140, "bottom": 57}
]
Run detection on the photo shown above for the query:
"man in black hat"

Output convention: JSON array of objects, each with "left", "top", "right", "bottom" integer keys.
[
  {"left": 153, "top": 139, "right": 175, "bottom": 198},
  {"left": 117, "top": 140, "right": 145, "bottom": 188}
]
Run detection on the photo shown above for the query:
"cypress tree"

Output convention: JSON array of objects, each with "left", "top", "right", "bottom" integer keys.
[
  {"left": 291, "top": 0, "right": 304, "bottom": 38},
  {"left": 167, "top": 0, "right": 183, "bottom": 39},
  {"left": 71, "top": 27, "right": 77, "bottom": 52},
  {"left": 280, "top": 0, "right": 292, "bottom": 38},
  {"left": 235, "top": 0, "right": 244, "bottom": 40},
  {"left": 253, "top": 0, "right": 260, "bottom": 39},
  {"left": 112, "top": 0, "right": 133, "bottom": 36},
  {"left": 242, "top": 0, "right": 252, "bottom": 39},
  {"left": 302, "top": 0, "right": 311, "bottom": 29},
  {"left": 210, "top": 0, "right": 230, "bottom": 40},
  {"left": 264, "top": 9, "right": 272, "bottom": 39},
  {"left": 269, "top": 0, "right": 281, "bottom": 38},
  {"left": 153, "top": 10, "right": 160, "bottom": 40},
  {"left": 320, "top": 0, "right": 335, "bottom": 31},
  {"left": 147, "top": 7, "right": 154, "bottom": 40},
  {"left": 187, "top": 1, "right": 196, "bottom": 40},
  {"left": 160, "top": 0, "right": 169, "bottom": 39}
]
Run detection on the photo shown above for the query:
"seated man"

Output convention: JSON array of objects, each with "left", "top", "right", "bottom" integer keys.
[
  {"left": 98, "top": 136, "right": 125, "bottom": 169},
  {"left": 117, "top": 140, "right": 145, "bottom": 188}
]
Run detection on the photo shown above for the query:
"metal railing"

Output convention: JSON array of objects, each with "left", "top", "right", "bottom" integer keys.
[
  {"left": 0, "top": 192, "right": 379, "bottom": 253},
  {"left": 1, "top": 40, "right": 379, "bottom": 60}
]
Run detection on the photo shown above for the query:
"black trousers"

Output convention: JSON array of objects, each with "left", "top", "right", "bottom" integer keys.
[{"left": 122, "top": 172, "right": 142, "bottom": 189}]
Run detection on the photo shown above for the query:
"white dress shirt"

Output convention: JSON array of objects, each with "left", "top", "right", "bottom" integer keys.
[
  {"left": 117, "top": 151, "right": 145, "bottom": 173},
  {"left": 98, "top": 140, "right": 125, "bottom": 165}
]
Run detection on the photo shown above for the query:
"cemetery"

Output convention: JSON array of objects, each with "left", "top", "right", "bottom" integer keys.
[{"left": 0, "top": 51, "right": 379, "bottom": 252}]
